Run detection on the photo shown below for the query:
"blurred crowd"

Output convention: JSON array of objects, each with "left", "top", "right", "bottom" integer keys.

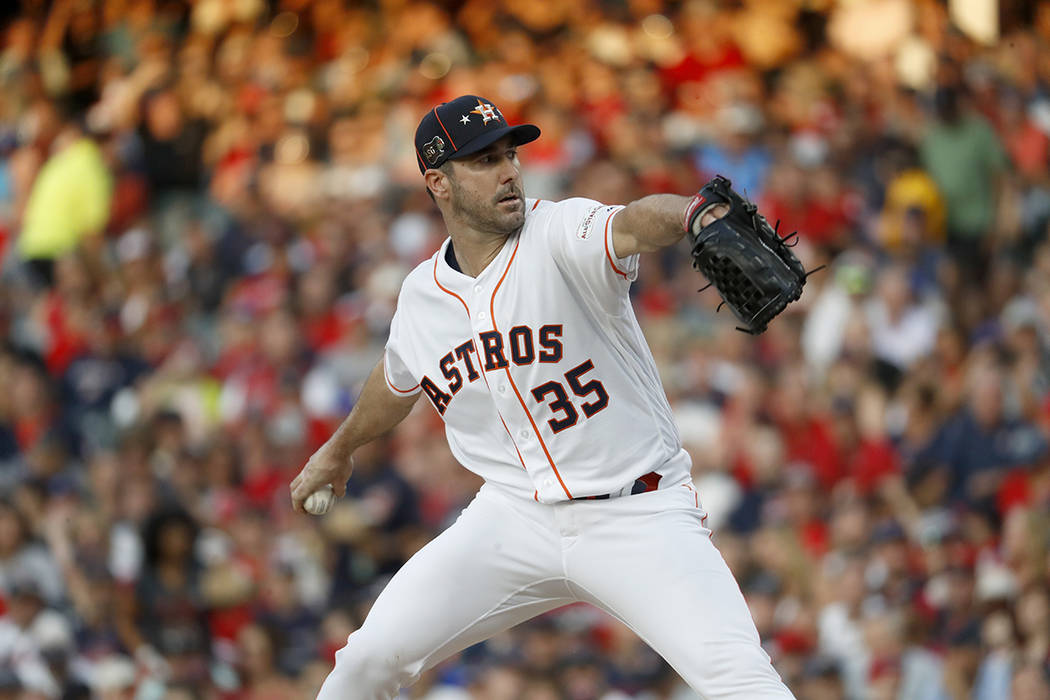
[{"left": 1, "top": 0, "right": 1050, "bottom": 698}]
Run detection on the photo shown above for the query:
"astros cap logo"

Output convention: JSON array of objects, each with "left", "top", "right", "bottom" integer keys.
[
  {"left": 414, "top": 94, "right": 540, "bottom": 174},
  {"left": 470, "top": 100, "right": 501, "bottom": 124}
]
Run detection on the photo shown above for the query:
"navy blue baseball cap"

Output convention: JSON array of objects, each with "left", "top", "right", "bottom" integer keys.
[{"left": 415, "top": 95, "right": 540, "bottom": 174}]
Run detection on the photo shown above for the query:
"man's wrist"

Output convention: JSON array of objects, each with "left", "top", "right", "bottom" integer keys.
[
  {"left": 329, "top": 441, "right": 356, "bottom": 464},
  {"left": 326, "top": 426, "right": 359, "bottom": 462},
  {"left": 683, "top": 192, "right": 707, "bottom": 233}
]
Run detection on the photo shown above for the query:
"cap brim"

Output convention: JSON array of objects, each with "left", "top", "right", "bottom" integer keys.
[{"left": 446, "top": 123, "right": 541, "bottom": 163}]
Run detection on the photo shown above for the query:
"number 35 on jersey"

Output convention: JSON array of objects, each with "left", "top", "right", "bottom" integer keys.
[{"left": 419, "top": 323, "right": 610, "bottom": 436}]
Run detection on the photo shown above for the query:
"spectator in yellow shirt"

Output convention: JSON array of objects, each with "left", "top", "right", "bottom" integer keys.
[{"left": 17, "top": 120, "right": 111, "bottom": 285}]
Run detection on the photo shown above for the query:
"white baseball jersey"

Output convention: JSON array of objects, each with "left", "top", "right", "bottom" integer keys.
[
  {"left": 383, "top": 197, "right": 691, "bottom": 502},
  {"left": 322, "top": 196, "right": 794, "bottom": 700}
]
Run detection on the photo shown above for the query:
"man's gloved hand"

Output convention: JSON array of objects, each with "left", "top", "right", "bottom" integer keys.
[{"left": 685, "top": 175, "right": 819, "bottom": 334}]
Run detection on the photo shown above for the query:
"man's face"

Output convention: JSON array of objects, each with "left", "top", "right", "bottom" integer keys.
[{"left": 443, "top": 136, "right": 525, "bottom": 235}]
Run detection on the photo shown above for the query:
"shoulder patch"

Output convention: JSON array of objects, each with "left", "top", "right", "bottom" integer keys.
[{"left": 576, "top": 205, "right": 603, "bottom": 240}]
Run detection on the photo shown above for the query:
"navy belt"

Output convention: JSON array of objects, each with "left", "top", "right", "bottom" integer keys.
[{"left": 572, "top": 471, "right": 662, "bottom": 500}]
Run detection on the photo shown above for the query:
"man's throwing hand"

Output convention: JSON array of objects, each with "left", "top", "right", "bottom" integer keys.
[{"left": 290, "top": 444, "right": 355, "bottom": 514}]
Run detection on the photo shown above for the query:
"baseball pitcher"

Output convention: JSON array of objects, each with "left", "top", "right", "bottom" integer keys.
[{"left": 290, "top": 95, "right": 804, "bottom": 699}]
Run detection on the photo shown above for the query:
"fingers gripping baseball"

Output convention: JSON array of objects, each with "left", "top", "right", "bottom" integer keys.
[
  {"left": 290, "top": 448, "right": 354, "bottom": 515},
  {"left": 303, "top": 484, "right": 335, "bottom": 515}
]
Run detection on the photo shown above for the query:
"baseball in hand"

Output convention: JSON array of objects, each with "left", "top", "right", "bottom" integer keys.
[{"left": 304, "top": 484, "right": 335, "bottom": 515}]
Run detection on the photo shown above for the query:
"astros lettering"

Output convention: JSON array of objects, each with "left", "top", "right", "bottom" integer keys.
[{"left": 420, "top": 324, "right": 565, "bottom": 414}]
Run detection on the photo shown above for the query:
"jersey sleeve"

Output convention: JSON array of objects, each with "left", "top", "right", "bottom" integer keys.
[
  {"left": 541, "top": 198, "right": 639, "bottom": 312},
  {"left": 383, "top": 301, "right": 421, "bottom": 397}
]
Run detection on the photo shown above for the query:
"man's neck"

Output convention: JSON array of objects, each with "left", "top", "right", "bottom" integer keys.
[{"left": 446, "top": 228, "right": 512, "bottom": 278}]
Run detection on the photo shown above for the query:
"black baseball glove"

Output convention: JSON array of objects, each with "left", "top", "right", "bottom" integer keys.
[{"left": 685, "top": 175, "right": 820, "bottom": 334}]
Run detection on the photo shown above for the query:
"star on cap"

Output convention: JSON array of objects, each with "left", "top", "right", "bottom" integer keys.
[{"left": 460, "top": 114, "right": 471, "bottom": 125}]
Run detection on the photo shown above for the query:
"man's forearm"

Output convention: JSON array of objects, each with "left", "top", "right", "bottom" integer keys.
[
  {"left": 615, "top": 194, "right": 692, "bottom": 253},
  {"left": 326, "top": 359, "right": 419, "bottom": 458}
]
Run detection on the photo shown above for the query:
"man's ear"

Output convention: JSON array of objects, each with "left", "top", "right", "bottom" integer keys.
[{"left": 424, "top": 169, "right": 450, "bottom": 200}]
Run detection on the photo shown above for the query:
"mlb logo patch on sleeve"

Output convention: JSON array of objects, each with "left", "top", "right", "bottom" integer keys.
[
  {"left": 577, "top": 206, "right": 602, "bottom": 240},
  {"left": 576, "top": 206, "right": 618, "bottom": 240}
]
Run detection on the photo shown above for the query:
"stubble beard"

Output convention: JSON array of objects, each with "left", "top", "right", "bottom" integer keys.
[{"left": 449, "top": 178, "right": 525, "bottom": 236}]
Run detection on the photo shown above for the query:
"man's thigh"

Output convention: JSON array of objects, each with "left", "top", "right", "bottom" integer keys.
[
  {"left": 318, "top": 486, "right": 574, "bottom": 697},
  {"left": 564, "top": 486, "right": 795, "bottom": 699}
]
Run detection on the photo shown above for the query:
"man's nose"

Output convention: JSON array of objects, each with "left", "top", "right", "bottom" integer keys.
[{"left": 498, "top": 158, "right": 519, "bottom": 185}]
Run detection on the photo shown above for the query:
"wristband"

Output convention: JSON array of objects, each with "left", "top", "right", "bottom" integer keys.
[{"left": 683, "top": 192, "right": 708, "bottom": 231}]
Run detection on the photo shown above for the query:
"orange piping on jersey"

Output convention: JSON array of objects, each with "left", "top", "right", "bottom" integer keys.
[
  {"left": 472, "top": 355, "right": 526, "bottom": 469},
  {"left": 499, "top": 413, "right": 528, "bottom": 470},
  {"left": 467, "top": 342, "right": 529, "bottom": 472},
  {"left": 530, "top": 199, "right": 542, "bottom": 212},
  {"left": 385, "top": 374, "right": 420, "bottom": 395},
  {"left": 383, "top": 356, "right": 420, "bottom": 394},
  {"left": 386, "top": 380, "right": 419, "bottom": 394},
  {"left": 433, "top": 108, "right": 457, "bottom": 149},
  {"left": 433, "top": 252, "right": 470, "bottom": 317},
  {"left": 603, "top": 209, "right": 629, "bottom": 280},
  {"left": 431, "top": 254, "right": 527, "bottom": 472},
  {"left": 534, "top": 490, "right": 539, "bottom": 501},
  {"left": 490, "top": 235, "right": 574, "bottom": 499}
]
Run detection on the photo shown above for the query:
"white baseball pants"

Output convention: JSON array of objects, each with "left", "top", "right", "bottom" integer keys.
[{"left": 315, "top": 482, "right": 795, "bottom": 699}]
